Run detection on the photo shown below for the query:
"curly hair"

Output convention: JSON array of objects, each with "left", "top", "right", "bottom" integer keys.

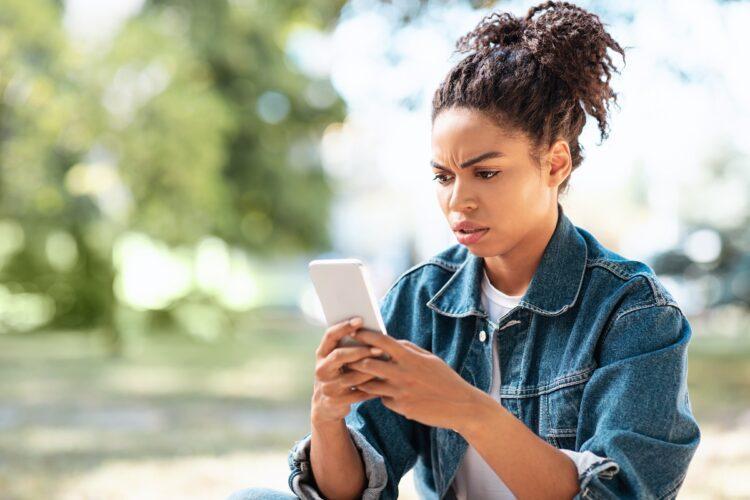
[{"left": 431, "top": 1, "right": 627, "bottom": 195}]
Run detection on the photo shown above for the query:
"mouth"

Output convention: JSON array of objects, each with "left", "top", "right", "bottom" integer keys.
[{"left": 454, "top": 228, "right": 490, "bottom": 244}]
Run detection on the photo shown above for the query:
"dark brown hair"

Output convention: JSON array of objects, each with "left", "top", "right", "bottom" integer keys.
[{"left": 431, "top": 1, "right": 627, "bottom": 195}]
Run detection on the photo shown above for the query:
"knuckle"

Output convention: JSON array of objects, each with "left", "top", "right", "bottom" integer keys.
[
  {"left": 328, "top": 327, "right": 342, "bottom": 339},
  {"left": 340, "top": 347, "right": 356, "bottom": 360},
  {"left": 396, "top": 339, "right": 414, "bottom": 351},
  {"left": 319, "top": 384, "right": 329, "bottom": 396},
  {"left": 358, "top": 349, "right": 374, "bottom": 361}
]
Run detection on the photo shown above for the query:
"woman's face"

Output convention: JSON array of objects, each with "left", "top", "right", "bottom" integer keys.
[{"left": 430, "top": 106, "right": 570, "bottom": 258}]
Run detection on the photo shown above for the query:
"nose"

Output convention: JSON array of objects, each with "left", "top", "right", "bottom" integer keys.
[{"left": 447, "top": 177, "right": 477, "bottom": 212}]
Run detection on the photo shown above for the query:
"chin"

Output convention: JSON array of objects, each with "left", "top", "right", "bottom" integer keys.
[
  {"left": 462, "top": 240, "right": 498, "bottom": 257},
  {"left": 462, "top": 237, "right": 514, "bottom": 258},
  {"left": 466, "top": 247, "right": 498, "bottom": 258}
]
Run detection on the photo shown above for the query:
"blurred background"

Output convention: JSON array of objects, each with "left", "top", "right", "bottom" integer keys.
[{"left": 0, "top": 0, "right": 748, "bottom": 498}]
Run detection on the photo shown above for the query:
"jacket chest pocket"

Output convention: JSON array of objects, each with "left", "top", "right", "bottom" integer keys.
[{"left": 542, "top": 377, "right": 589, "bottom": 450}]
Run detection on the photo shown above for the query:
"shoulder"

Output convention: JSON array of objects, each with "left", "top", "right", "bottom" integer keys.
[
  {"left": 573, "top": 226, "right": 692, "bottom": 362},
  {"left": 577, "top": 225, "right": 681, "bottom": 314},
  {"left": 378, "top": 243, "right": 468, "bottom": 304}
]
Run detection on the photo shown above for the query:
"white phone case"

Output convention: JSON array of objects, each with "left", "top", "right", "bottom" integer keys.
[{"left": 308, "top": 258, "right": 390, "bottom": 357}]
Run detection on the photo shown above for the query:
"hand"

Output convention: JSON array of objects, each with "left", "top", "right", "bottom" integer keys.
[
  {"left": 345, "top": 330, "right": 483, "bottom": 430},
  {"left": 310, "top": 317, "right": 382, "bottom": 425}
]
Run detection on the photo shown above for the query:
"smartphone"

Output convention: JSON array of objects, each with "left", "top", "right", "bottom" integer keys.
[{"left": 308, "top": 258, "right": 391, "bottom": 361}]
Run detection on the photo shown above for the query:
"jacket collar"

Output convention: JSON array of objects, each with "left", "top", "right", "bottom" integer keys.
[{"left": 426, "top": 202, "right": 588, "bottom": 318}]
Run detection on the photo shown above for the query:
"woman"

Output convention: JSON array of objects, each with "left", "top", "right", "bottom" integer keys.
[{"left": 230, "top": 1, "right": 701, "bottom": 499}]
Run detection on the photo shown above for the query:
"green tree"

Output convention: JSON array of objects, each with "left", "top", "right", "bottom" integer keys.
[
  {"left": 0, "top": 0, "right": 113, "bottom": 337},
  {"left": 0, "top": 0, "right": 347, "bottom": 352},
  {"left": 141, "top": 0, "right": 348, "bottom": 253}
]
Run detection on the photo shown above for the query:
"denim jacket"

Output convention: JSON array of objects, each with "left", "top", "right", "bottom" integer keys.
[{"left": 287, "top": 203, "right": 701, "bottom": 499}]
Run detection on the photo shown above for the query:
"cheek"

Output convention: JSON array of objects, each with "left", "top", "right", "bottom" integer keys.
[{"left": 435, "top": 187, "right": 451, "bottom": 209}]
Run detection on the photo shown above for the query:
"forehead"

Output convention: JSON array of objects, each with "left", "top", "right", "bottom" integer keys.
[{"left": 431, "top": 107, "right": 526, "bottom": 157}]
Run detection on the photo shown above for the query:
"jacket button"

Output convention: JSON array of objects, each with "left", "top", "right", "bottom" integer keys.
[{"left": 479, "top": 330, "right": 487, "bottom": 342}]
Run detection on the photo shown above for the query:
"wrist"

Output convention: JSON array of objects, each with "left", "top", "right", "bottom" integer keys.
[
  {"left": 454, "top": 387, "right": 501, "bottom": 439},
  {"left": 311, "top": 413, "right": 346, "bottom": 432}
]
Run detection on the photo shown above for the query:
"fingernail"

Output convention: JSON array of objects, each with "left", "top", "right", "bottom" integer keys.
[
  {"left": 370, "top": 348, "right": 383, "bottom": 355},
  {"left": 350, "top": 317, "right": 362, "bottom": 326}
]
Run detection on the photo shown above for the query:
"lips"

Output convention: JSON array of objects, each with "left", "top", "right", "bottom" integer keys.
[
  {"left": 454, "top": 227, "right": 489, "bottom": 244},
  {"left": 451, "top": 220, "right": 489, "bottom": 232}
]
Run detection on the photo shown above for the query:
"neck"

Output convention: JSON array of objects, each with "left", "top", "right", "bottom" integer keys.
[{"left": 482, "top": 204, "right": 559, "bottom": 297}]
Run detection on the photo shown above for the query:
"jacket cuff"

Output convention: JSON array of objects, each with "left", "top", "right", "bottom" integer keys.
[
  {"left": 287, "top": 425, "right": 388, "bottom": 499},
  {"left": 559, "top": 449, "right": 620, "bottom": 499}
]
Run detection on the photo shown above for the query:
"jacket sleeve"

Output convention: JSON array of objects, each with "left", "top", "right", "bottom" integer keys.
[
  {"left": 571, "top": 303, "right": 701, "bottom": 499},
  {"left": 287, "top": 275, "right": 427, "bottom": 499},
  {"left": 559, "top": 449, "right": 615, "bottom": 479}
]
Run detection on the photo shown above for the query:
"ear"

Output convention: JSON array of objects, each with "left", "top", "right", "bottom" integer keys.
[{"left": 546, "top": 139, "right": 572, "bottom": 188}]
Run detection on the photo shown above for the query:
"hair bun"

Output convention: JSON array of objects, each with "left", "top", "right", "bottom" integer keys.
[
  {"left": 434, "top": 1, "right": 628, "bottom": 193},
  {"left": 455, "top": 11, "right": 526, "bottom": 55},
  {"left": 521, "top": 1, "right": 626, "bottom": 106}
]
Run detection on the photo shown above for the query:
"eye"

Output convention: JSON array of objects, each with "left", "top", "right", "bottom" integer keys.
[
  {"left": 432, "top": 173, "right": 452, "bottom": 184},
  {"left": 477, "top": 170, "right": 500, "bottom": 179},
  {"left": 432, "top": 171, "right": 500, "bottom": 184}
]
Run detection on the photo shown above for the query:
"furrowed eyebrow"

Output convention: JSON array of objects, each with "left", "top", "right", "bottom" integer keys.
[{"left": 430, "top": 151, "right": 506, "bottom": 170}]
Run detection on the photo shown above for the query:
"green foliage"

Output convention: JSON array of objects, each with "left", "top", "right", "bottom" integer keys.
[
  {"left": 141, "top": 0, "right": 348, "bottom": 253},
  {"left": 0, "top": 0, "right": 346, "bottom": 338}
]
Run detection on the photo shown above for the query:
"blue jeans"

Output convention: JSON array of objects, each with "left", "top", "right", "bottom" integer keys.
[{"left": 225, "top": 487, "right": 298, "bottom": 500}]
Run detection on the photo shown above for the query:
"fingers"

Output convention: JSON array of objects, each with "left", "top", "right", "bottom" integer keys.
[
  {"left": 319, "top": 359, "right": 395, "bottom": 398},
  {"left": 316, "top": 317, "right": 363, "bottom": 359},
  {"left": 316, "top": 345, "right": 380, "bottom": 381},
  {"left": 340, "top": 388, "right": 380, "bottom": 405},
  {"left": 311, "top": 322, "right": 386, "bottom": 424},
  {"left": 356, "top": 378, "right": 399, "bottom": 397},
  {"left": 351, "top": 329, "right": 408, "bottom": 362},
  {"left": 318, "top": 367, "right": 375, "bottom": 397},
  {"left": 338, "top": 369, "right": 377, "bottom": 390},
  {"left": 332, "top": 345, "right": 380, "bottom": 365},
  {"left": 347, "top": 356, "right": 400, "bottom": 381},
  {"left": 312, "top": 384, "right": 379, "bottom": 423}
]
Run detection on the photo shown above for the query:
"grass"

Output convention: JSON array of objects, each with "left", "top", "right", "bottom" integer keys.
[
  {"left": 0, "top": 310, "right": 322, "bottom": 499},
  {"left": 0, "top": 311, "right": 748, "bottom": 498}
]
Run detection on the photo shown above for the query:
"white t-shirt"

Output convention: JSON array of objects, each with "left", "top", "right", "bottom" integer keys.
[{"left": 451, "top": 268, "right": 606, "bottom": 499}]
